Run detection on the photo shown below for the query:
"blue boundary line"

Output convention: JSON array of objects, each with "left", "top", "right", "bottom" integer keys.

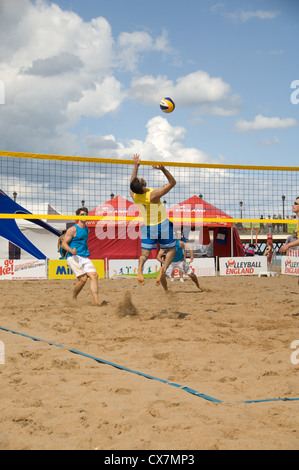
[{"left": 1, "top": 326, "right": 298, "bottom": 406}]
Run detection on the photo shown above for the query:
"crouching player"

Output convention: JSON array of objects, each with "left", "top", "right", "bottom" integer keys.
[{"left": 156, "top": 239, "right": 204, "bottom": 291}]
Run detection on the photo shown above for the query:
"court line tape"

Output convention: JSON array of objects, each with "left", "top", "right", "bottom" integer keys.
[{"left": 1, "top": 326, "right": 298, "bottom": 406}]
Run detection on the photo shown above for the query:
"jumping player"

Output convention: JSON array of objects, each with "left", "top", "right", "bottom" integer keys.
[
  {"left": 61, "top": 207, "right": 102, "bottom": 305},
  {"left": 130, "top": 154, "right": 177, "bottom": 292}
]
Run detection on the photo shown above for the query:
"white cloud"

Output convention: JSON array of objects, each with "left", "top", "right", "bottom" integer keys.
[
  {"left": 255, "top": 136, "right": 280, "bottom": 147},
  {"left": 0, "top": 0, "right": 236, "bottom": 163},
  {"left": 84, "top": 116, "right": 211, "bottom": 164},
  {"left": 130, "top": 70, "right": 240, "bottom": 113},
  {"left": 0, "top": 0, "right": 179, "bottom": 155},
  {"left": 235, "top": 114, "right": 298, "bottom": 132},
  {"left": 65, "top": 76, "right": 126, "bottom": 123},
  {"left": 225, "top": 9, "right": 280, "bottom": 24},
  {"left": 210, "top": 3, "right": 225, "bottom": 14},
  {"left": 117, "top": 29, "right": 176, "bottom": 72}
]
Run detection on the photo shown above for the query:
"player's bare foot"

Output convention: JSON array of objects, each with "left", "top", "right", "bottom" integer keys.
[
  {"left": 156, "top": 268, "right": 163, "bottom": 286},
  {"left": 160, "top": 272, "right": 168, "bottom": 293},
  {"left": 137, "top": 267, "right": 145, "bottom": 285}
]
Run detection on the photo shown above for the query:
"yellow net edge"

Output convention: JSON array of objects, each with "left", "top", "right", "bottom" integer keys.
[
  {"left": 0, "top": 213, "right": 297, "bottom": 225},
  {"left": 1, "top": 150, "right": 299, "bottom": 172}
]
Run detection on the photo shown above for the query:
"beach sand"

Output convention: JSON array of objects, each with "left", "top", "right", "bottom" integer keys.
[{"left": 0, "top": 274, "right": 298, "bottom": 450}]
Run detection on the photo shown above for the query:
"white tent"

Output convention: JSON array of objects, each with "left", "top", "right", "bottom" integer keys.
[{"left": 0, "top": 203, "right": 68, "bottom": 260}]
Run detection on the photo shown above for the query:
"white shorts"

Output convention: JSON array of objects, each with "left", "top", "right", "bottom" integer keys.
[
  {"left": 67, "top": 255, "right": 97, "bottom": 278},
  {"left": 166, "top": 260, "right": 192, "bottom": 277}
]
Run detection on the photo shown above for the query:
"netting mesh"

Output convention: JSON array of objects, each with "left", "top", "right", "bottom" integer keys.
[{"left": 0, "top": 152, "right": 298, "bottom": 223}]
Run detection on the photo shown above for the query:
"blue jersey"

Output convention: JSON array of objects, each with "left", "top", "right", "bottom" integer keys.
[
  {"left": 172, "top": 239, "right": 184, "bottom": 262},
  {"left": 67, "top": 224, "right": 90, "bottom": 257}
]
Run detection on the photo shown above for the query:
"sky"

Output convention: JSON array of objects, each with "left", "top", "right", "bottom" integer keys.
[{"left": 0, "top": 0, "right": 299, "bottom": 168}]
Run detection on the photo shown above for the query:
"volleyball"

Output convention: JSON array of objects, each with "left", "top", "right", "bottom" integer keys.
[{"left": 160, "top": 97, "right": 175, "bottom": 114}]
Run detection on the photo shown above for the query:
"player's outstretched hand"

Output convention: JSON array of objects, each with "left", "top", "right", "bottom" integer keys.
[
  {"left": 133, "top": 154, "right": 141, "bottom": 166},
  {"left": 152, "top": 164, "right": 164, "bottom": 171}
]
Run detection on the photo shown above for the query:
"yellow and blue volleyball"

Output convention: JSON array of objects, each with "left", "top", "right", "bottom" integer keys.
[{"left": 160, "top": 97, "right": 175, "bottom": 113}]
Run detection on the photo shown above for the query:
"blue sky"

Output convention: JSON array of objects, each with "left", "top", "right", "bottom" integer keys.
[{"left": 0, "top": 0, "right": 298, "bottom": 168}]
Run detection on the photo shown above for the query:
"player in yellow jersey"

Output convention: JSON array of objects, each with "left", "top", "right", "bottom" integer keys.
[{"left": 130, "top": 154, "right": 177, "bottom": 292}]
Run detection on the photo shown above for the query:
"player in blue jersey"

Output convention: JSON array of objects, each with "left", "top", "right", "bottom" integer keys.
[
  {"left": 157, "top": 239, "right": 204, "bottom": 291},
  {"left": 61, "top": 207, "right": 101, "bottom": 306}
]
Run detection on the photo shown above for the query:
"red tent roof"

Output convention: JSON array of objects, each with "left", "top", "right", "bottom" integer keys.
[
  {"left": 87, "top": 195, "right": 142, "bottom": 227},
  {"left": 167, "top": 195, "right": 232, "bottom": 227}
]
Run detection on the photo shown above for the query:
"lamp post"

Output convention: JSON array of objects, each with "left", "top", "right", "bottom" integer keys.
[
  {"left": 199, "top": 194, "right": 203, "bottom": 199},
  {"left": 13, "top": 191, "right": 17, "bottom": 202},
  {"left": 110, "top": 193, "right": 115, "bottom": 200},
  {"left": 81, "top": 200, "right": 85, "bottom": 207},
  {"left": 282, "top": 195, "right": 286, "bottom": 232},
  {"left": 239, "top": 201, "right": 243, "bottom": 219}
]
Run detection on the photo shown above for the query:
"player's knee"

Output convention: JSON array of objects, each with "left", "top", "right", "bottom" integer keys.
[
  {"left": 79, "top": 274, "right": 88, "bottom": 284},
  {"left": 89, "top": 272, "right": 98, "bottom": 281}
]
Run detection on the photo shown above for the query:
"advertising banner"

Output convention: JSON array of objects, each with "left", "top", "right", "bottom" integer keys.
[
  {"left": 281, "top": 251, "right": 299, "bottom": 275},
  {"left": 109, "top": 259, "right": 160, "bottom": 279},
  {"left": 219, "top": 256, "right": 267, "bottom": 276},
  {"left": 48, "top": 259, "right": 105, "bottom": 279},
  {"left": 0, "top": 259, "right": 47, "bottom": 280},
  {"left": 171, "top": 258, "right": 216, "bottom": 278},
  {"left": 109, "top": 258, "right": 216, "bottom": 279}
]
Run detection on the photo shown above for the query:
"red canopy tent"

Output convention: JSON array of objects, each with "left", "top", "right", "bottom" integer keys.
[
  {"left": 87, "top": 195, "right": 159, "bottom": 260},
  {"left": 167, "top": 195, "right": 244, "bottom": 258},
  {"left": 87, "top": 194, "right": 244, "bottom": 260}
]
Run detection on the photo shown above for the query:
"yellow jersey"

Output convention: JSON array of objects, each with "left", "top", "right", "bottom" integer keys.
[{"left": 133, "top": 188, "right": 168, "bottom": 226}]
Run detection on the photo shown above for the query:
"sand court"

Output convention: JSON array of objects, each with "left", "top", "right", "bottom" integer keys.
[{"left": 0, "top": 275, "right": 298, "bottom": 450}]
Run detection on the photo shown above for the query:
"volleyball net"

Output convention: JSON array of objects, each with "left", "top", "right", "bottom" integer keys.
[{"left": 0, "top": 150, "right": 298, "bottom": 232}]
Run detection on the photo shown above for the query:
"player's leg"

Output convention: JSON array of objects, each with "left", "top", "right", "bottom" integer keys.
[
  {"left": 159, "top": 221, "right": 177, "bottom": 292},
  {"left": 188, "top": 272, "right": 204, "bottom": 290},
  {"left": 156, "top": 263, "right": 163, "bottom": 286},
  {"left": 160, "top": 247, "right": 176, "bottom": 292},
  {"left": 138, "top": 249, "right": 151, "bottom": 285},
  {"left": 183, "top": 261, "right": 204, "bottom": 291},
  {"left": 87, "top": 271, "right": 101, "bottom": 305},
  {"left": 73, "top": 274, "right": 88, "bottom": 300}
]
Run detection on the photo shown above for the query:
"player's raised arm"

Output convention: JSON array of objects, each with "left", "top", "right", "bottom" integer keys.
[
  {"left": 130, "top": 154, "right": 141, "bottom": 199},
  {"left": 150, "top": 165, "right": 176, "bottom": 203}
]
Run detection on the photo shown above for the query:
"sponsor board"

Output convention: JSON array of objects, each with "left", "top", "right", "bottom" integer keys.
[
  {"left": 0, "top": 259, "right": 47, "bottom": 280},
  {"left": 48, "top": 259, "right": 105, "bottom": 279},
  {"left": 109, "top": 259, "right": 160, "bottom": 279},
  {"left": 109, "top": 258, "right": 216, "bottom": 279},
  {"left": 219, "top": 257, "right": 267, "bottom": 276},
  {"left": 281, "top": 256, "right": 299, "bottom": 275},
  {"left": 172, "top": 258, "right": 216, "bottom": 278}
]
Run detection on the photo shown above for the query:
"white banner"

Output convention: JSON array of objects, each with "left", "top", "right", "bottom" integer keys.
[
  {"left": 0, "top": 259, "right": 47, "bottom": 280},
  {"left": 109, "top": 259, "right": 160, "bottom": 279},
  {"left": 109, "top": 258, "right": 216, "bottom": 279},
  {"left": 219, "top": 257, "right": 267, "bottom": 276},
  {"left": 281, "top": 256, "right": 299, "bottom": 275},
  {"left": 175, "top": 258, "right": 216, "bottom": 277}
]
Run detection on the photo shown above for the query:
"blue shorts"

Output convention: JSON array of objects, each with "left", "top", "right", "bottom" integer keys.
[{"left": 141, "top": 219, "right": 176, "bottom": 251}]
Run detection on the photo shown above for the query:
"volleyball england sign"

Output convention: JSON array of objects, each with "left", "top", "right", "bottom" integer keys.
[{"left": 219, "top": 257, "right": 267, "bottom": 276}]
